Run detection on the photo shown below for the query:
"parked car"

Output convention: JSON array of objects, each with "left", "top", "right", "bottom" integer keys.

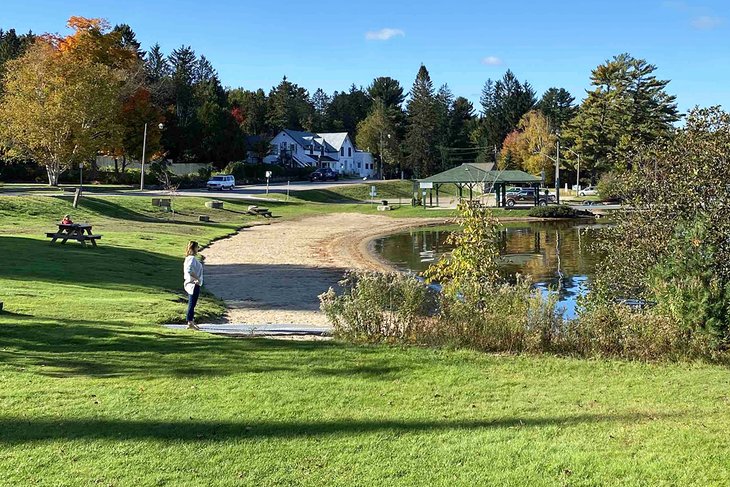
[
  {"left": 504, "top": 188, "right": 555, "bottom": 207},
  {"left": 206, "top": 174, "right": 236, "bottom": 191},
  {"left": 578, "top": 186, "right": 598, "bottom": 197},
  {"left": 309, "top": 167, "right": 339, "bottom": 182}
]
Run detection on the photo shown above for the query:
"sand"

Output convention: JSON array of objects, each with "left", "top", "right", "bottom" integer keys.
[{"left": 202, "top": 213, "right": 446, "bottom": 326}]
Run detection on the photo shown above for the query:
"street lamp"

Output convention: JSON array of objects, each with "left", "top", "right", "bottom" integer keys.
[
  {"left": 564, "top": 147, "right": 581, "bottom": 192},
  {"left": 140, "top": 122, "right": 164, "bottom": 190}
]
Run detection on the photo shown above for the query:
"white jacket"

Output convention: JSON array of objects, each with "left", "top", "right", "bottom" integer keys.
[{"left": 183, "top": 255, "right": 204, "bottom": 295}]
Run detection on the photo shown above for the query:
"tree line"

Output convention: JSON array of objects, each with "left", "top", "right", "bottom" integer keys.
[{"left": 0, "top": 17, "right": 680, "bottom": 186}]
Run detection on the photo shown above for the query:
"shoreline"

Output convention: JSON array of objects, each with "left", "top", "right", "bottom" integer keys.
[{"left": 202, "top": 213, "right": 594, "bottom": 326}]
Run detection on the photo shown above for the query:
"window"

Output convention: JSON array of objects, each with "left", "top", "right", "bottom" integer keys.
[
  {"left": 272, "top": 144, "right": 279, "bottom": 155},
  {"left": 340, "top": 147, "right": 344, "bottom": 156},
  {"left": 358, "top": 163, "right": 361, "bottom": 169},
  {"left": 290, "top": 143, "right": 296, "bottom": 153},
  {"left": 348, "top": 147, "right": 352, "bottom": 157},
  {"left": 309, "top": 145, "right": 313, "bottom": 155}
]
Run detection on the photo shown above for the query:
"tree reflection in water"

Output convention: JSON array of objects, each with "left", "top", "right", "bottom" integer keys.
[{"left": 372, "top": 221, "right": 608, "bottom": 319}]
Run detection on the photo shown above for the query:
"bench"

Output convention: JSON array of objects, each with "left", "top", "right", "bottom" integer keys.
[
  {"left": 46, "top": 223, "right": 102, "bottom": 247},
  {"left": 46, "top": 232, "right": 102, "bottom": 246},
  {"left": 152, "top": 198, "right": 172, "bottom": 208},
  {"left": 246, "top": 205, "right": 272, "bottom": 218}
]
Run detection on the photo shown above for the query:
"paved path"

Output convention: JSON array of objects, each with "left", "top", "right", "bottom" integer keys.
[{"left": 163, "top": 323, "right": 333, "bottom": 337}]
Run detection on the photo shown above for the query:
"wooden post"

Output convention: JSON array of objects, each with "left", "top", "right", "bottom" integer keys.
[
  {"left": 435, "top": 184, "right": 440, "bottom": 207},
  {"left": 72, "top": 187, "right": 82, "bottom": 208}
]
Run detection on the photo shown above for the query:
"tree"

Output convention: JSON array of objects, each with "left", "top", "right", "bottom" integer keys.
[
  {"left": 356, "top": 99, "right": 399, "bottom": 176},
  {"left": 566, "top": 53, "right": 679, "bottom": 175},
  {"left": 474, "top": 70, "right": 536, "bottom": 159},
  {"left": 228, "top": 88, "right": 268, "bottom": 135},
  {"left": 0, "top": 41, "right": 122, "bottom": 185},
  {"left": 497, "top": 111, "right": 556, "bottom": 180},
  {"left": 310, "top": 88, "right": 331, "bottom": 132},
  {"left": 367, "top": 76, "right": 405, "bottom": 108},
  {"left": 405, "top": 65, "right": 439, "bottom": 177},
  {"left": 590, "top": 107, "right": 730, "bottom": 347},
  {"left": 266, "top": 76, "right": 313, "bottom": 132},
  {"left": 326, "top": 85, "right": 371, "bottom": 136},
  {"left": 537, "top": 87, "right": 576, "bottom": 133}
]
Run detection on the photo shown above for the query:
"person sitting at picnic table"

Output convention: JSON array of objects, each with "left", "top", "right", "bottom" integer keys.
[
  {"left": 61, "top": 214, "right": 73, "bottom": 225},
  {"left": 183, "top": 241, "right": 204, "bottom": 330}
]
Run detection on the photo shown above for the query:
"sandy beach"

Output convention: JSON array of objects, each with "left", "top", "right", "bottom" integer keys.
[{"left": 202, "top": 213, "right": 446, "bottom": 326}]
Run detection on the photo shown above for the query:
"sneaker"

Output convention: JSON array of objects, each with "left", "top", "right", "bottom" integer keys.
[{"left": 187, "top": 321, "right": 200, "bottom": 330}]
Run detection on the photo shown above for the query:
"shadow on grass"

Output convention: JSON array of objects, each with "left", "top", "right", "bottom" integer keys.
[
  {"left": 290, "top": 189, "right": 362, "bottom": 203},
  {"left": 0, "top": 413, "right": 670, "bottom": 444},
  {"left": 0, "top": 316, "right": 398, "bottom": 379},
  {"left": 0, "top": 235, "right": 180, "bottom": 289}
]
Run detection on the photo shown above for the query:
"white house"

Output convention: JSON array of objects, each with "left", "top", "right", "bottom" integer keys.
[{"left": 264, "top": 129, "right": 376, "bottom": 178}]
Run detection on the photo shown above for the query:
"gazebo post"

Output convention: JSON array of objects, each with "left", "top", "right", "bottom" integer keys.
[
  {"left": 429, "top": 189, "right": 433, "bottom": 207},
  {"left": 458, "top": 184, "right": 463, "bottom": 200},
  {"left": 534, "top": 183, "right": 539, "bottom": 206},
  {"left": 494, "top": 183, "right": 500, "bottom": 207},
  {"left": 435, "top": 184, "right": 440, "bottom": 206},
  {"left": 469, "top": 184, "right": 473, "bottom": 201},
  {"left": 501, "top": 184, "right": 507, "bottom": 207}
]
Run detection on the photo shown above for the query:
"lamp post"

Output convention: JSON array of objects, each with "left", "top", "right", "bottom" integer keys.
[
  {"left": 554, "top": 135, "right": 561, "bottom": 205},
  {"left": 140, "top": 122, "right": 164, "bottom": 190},
  {"left": 565, "top": 147, "right": 581, "bottom": 193}
]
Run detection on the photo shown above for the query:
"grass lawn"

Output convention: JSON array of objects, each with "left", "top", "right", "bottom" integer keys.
[{"left": 1, "top": 194, "right": 729, "bottom": 485}]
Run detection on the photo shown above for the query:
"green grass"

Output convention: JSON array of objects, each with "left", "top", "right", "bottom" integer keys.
[
  {"left": 291, "top": 180, "right": 469, "bottom": 204},
  {"left": 1, "top": 194, "right": 728, "bottom": 485}
]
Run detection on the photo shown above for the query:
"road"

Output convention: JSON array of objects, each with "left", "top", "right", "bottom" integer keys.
[{"left": 0, "top": 178, "right": 385, "bottom": 200}]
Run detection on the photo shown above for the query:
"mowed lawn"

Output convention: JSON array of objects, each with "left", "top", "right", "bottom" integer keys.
[{"left": 1, "top": 194, "right": 729, "bottom": 486}]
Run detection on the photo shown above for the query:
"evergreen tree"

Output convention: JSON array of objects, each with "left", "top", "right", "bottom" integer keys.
[
  {"left": 566, "top": 53, "right": 679, "bottom": 174},
  {"left": 266, "top": 76, "right": 314, "bottom": 132},
  {"left": 112, "top": 24, "right": 144, "bottom": 59},
  {"left": 405, "top": 65, "right": 439, "bottom": 177},
  {"left": 475, "top": 70, "right": 536, "bottom": 159},
  {"left": 367, "top": 76, "right": 405, "bottom": 108},
  {"left": 310, "top": 88, "right": 331, "bottom": 132},
  {"left": 326, "top": 85, "right": 372, "bottom": 136},
  {"left": 228, "top": 88, "right": 268, "bottom": 135},
  {"left": 536, "top": 87, "right": 576, "bottom": 133}
]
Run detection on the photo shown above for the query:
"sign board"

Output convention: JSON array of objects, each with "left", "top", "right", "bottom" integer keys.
[
  {"left": 265, "top": 171, "right": 272, "bottom": 178},
  {"left": 420, "top": 182, "right": 433, "bottom": 189},
  {"left": 370, "top": 185, "right": 377, "bottom": 197}
]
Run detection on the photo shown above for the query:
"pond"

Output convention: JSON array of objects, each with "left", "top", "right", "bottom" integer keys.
[{"left": 371, "top": 220, "right": 608, "bottom": 319}]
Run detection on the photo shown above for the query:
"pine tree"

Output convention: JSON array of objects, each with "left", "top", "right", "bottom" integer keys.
[
  {"left": 567, "top": 53, "right": 679, "bottom": 174},
  {"left": 405, "top": 65, "right": 439, "bottom": 177},
  {"left": 475, "top": 70, "right": 536, "bottom": 159},
  {"left": 367, "top": 77, "right": 405, "bottom": 108},
  {"left": 536, "top": 87, "right": 576, "bottom": 133}
]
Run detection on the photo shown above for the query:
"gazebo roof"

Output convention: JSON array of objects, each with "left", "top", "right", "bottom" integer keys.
[{"left": 419, "top": 163, "right": 541, "bottom": 185}]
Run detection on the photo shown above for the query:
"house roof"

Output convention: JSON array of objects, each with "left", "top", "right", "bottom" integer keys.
[
  {"left": 317, "top": 132, "right": 349, "bottom": 151},
  {"left": 419, "top": 163, "right": 541, "bottom": 185}
]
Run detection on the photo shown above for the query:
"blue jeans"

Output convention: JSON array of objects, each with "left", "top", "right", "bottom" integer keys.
[{"left": 186, "top": 284, "right": 200, "bottom": 322}]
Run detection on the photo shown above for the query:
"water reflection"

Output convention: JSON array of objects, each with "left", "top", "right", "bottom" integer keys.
[{"left": 371, "top": 221, "right": 606, "bottom": 319}]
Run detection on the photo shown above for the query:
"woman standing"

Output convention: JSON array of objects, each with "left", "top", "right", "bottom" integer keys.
[{"left": 183, "top": 241, "right": 204, "bottom": 330}]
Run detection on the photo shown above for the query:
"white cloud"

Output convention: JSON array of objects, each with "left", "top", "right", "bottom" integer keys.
[
  {"left": 691, "top": 15, "right": 723, "bottom": 29},
  {"left": 365, "top": 28, "right": 405, "bottom": 41},
  {"left": 481, "top": 56, "right": 503, "bottom": 66}
]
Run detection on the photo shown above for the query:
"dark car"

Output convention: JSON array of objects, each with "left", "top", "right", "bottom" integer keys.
[
  {"left": 505, "top": 188, "right": 555, "bottom": 207},
  {"left": 309, "top": 167, "right": 339, "bottom": 182}
]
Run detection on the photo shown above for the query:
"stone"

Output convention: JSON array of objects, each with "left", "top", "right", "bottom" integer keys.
[
  {"left": 206, "top": 200, "right": 223, "bottom": 209},
  {"left": 198, "top": 215, "right": 210, "bottom": 222}
]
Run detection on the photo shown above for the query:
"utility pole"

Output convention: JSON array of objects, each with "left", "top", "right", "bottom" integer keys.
[
  {"left": 555, "top": 139, "right": 560, "bottom": 204},
  {"left": 140, "top": 122, "right": 148, "bottom": 190}
]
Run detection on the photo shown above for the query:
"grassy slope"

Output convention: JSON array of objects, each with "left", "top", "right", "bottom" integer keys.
[{"left": 1, "top": 194, "right": 729, "bottom": 486}]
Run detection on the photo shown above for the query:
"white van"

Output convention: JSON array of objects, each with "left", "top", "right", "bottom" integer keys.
[{"left": 206, "top": 174, "right": 235, "bottom": 191}]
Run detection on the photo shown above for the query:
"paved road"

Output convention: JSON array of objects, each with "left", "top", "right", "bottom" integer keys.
[
  {"left": 1, "top": 178, "right": 391, "bottom": 200},
  {"left": 164, "top": 323, "right": 333, "bottom": 337}
]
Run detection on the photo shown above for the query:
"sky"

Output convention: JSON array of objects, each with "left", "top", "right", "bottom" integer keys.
[{"left": 2, "top": 0, "right": 729, "bottom": 113}]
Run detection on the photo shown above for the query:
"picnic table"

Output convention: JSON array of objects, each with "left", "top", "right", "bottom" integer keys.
[
  {"left": 46, "top": 223, "right": 102, "bottom": 247},
  {"left": 246, "top": 206, "right": 273, "bottom": 218}
]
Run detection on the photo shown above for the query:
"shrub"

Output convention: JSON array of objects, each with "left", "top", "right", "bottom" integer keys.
[
  {"left": 527, "top": 204, "right": 580, "bottom": 218},
  {"left": 595, "top": 171, "right": 624, "bottom": 201}
]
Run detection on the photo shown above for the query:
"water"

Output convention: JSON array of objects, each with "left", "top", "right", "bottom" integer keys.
[{"left": 371, "top": 220, "right": 606, "bottom": 319}]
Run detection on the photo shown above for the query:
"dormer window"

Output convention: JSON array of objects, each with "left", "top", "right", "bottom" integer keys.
[
  {"left": 340, "top": 147, "right": 344, "bottom": 156},
  {"left": 348, "top": 147, "right": 352, "bottom": 157}
]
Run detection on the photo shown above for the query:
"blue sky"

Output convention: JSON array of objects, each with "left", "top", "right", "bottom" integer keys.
[{"left": 3, "top": 0, "right": 728, "bottom": 112}]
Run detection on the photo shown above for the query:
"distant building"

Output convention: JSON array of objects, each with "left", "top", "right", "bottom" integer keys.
[{"left": 264, "top": 129, "right": 376, "bottom": 178}]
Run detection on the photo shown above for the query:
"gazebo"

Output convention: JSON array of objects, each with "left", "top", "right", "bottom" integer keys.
[{"left": 416, "top": 163, "right": 543, "bottom": 207}]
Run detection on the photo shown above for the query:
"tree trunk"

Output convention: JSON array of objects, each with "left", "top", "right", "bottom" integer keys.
[{"left": 46, "top": 164, "right": 60, "bottom": 186}]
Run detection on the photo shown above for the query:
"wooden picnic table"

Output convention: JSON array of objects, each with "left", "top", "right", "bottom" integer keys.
[{"left": 46, "top": 223, "right": 102, "bottom": 247}]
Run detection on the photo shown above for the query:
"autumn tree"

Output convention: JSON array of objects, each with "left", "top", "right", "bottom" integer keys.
[
  {"left": 498, "top": 111, "right": 556, "bottom": 181},
  {"left": 0, "top": 41, "right": 121, "bottom": 185},
  {"left": 0, "top": 18, "right": 135, "bottom": 185}
]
